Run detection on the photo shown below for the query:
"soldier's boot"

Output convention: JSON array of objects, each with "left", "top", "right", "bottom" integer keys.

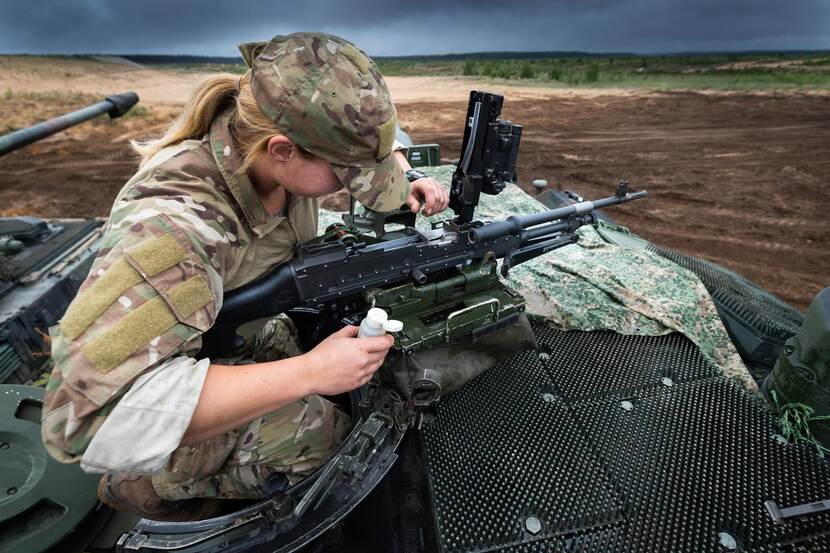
[{"left": 98, "top": 473, "right": 222, "bottom": 522}]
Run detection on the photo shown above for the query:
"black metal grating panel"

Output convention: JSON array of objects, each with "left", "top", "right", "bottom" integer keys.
[
  {"left": 423, "top": 324, "right": 830, "bottom": 552},
  {"left": 571, "top": 378, "right": 830, "bottom": 551},
  {"left": 535, "top": 327, "right": 719, "bottom": 402},
  {"left": 646, "top": 244, "right": 803, "bottom": 342},
  {"left": 423, "top": 349, "right": 623, "bottom": 552},
  {"left": 746, "top": 535, "right": 830, "bottom": 552}
]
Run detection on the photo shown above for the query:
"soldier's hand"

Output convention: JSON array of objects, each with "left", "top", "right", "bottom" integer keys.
[
  {"left": 302, "top": 325, "right": 394, "bottom": 395},
  {"left": 406, "top": 178, "right": 450, "bottom": 216}
]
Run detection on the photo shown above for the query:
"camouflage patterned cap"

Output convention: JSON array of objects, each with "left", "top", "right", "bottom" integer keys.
[{"left": 239, "top": 33, "right": 409, "bottom": 212}]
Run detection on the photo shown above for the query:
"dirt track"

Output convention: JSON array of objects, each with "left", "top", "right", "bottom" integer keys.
[{"left": 0, "top": 64, "right": 827, "bottom": 310}]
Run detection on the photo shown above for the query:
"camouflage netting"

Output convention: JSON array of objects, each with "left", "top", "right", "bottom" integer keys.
[{"left": 319, "top": 165, "right": 754, "bottom": 391}]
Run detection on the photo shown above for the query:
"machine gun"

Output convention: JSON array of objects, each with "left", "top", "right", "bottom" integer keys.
[{"left": 198, "top": 91, "right": 647, "bottom": 359}]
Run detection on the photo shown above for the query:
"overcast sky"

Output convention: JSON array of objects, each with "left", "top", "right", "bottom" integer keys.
[{"left": 1, "top": 0, "right": 828, "bottom": 57}]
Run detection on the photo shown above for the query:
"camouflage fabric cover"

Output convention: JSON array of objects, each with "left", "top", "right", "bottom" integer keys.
[
  {"left": 319, "top": 165, "right": 755, "bottom": 391},
  {"left": 152, "top": 315, "right": 350, "bottom": 500},
  {"left": 42, "top": 109, "right": 319, "bottom": 464},
  {"left": 242, "top": 33, "right": 410, "bottom": 213}
]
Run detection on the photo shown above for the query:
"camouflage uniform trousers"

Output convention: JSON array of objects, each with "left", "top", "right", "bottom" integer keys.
[{"left": 150, "top": 315, "right": 351, "bottom": 501}]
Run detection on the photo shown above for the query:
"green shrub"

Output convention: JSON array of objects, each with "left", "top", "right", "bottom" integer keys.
[
  {"left": 548, "top": 68, "right": 562, "bottom": 81},
  {"left": 483, "top": 62, "right": 511, "bottom": 79},
  {"left": 586, "top": 63, "right": 600, "bottom": 83},
  {"left": 519, "top": 62, "right": 534, "bottom": 79},
  {"left": 3, "top": 88, "right": 11, "bottom": 100},
  {"left": 462, "top": 60, "right": 476, "bottom": 76}
]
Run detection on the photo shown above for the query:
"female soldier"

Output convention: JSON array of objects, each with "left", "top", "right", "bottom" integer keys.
[{"left": 41, "top": 32, "right": 449, "bottom": 520}]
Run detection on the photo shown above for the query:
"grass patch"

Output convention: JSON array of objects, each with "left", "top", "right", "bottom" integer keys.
[
  {"left": 376, "top": 52, "right": 830, "bottom": 90},
  {"left": 149, "top": 62, "right": 247, "bottom": 75},
  {"left": 519, "top": 62, "right": 535, "bottom": 79},
  {"left": 132, "top": 52, "right": 830, "bottom": 90},
  {"left": 770, "top": 390, "right": 830, "bottom": 458},
  {"left": 121, "top": 104, "right": 149, "bottom": 118},
  {"left": 585, "top": 63, "right": 600, "bottom": 83}
]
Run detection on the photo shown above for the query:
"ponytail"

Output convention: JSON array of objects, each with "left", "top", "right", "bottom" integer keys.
[{"left": 132, "top": 71, "right": 286, "bottom": 172}]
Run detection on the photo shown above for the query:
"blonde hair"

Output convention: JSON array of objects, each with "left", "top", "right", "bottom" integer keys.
[{"left": 132, "top": 71, "right": 294, "bottom": 173}]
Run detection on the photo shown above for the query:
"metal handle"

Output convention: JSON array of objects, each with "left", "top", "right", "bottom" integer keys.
[{"left": 444, "top": 298, "right": 500, "bottom": 342}]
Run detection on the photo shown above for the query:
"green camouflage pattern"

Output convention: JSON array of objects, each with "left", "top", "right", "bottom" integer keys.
[
  {"left": 246, "top": 33, "right": 410, "bottom": 212},
  {"left": 318, "top": 165, "right": 755, "bottom": 391},
  {"left": 152, "top": 315, "right": 350, "bottom": 501},
  {"left": 43, "top": 111, "right": 319, "bottom": 463}
]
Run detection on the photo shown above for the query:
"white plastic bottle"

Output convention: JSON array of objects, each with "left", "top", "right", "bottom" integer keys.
[{"left": 358, "top": 307, "right": 403, "bottom": 337}]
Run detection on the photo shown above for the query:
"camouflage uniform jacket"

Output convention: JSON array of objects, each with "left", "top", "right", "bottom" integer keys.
[{"left": 42, "top": 109, "right": 320, "bottom": 468}]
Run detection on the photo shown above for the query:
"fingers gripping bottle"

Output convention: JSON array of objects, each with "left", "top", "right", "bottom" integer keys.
[{"left": 358, "top": 307, "right": 403, "bottom": 338}]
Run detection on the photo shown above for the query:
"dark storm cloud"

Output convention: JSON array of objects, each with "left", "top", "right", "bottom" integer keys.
[{"left": 0, "top": 0, "right": 827, "bottom": 56}]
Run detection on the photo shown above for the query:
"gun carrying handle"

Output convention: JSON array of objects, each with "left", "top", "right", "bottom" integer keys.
[{"left": 444, "top": 298, "right": 500, "bottom": 342}]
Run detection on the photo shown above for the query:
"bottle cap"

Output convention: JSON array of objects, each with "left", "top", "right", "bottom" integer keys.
[
  {"left": 365, "top": 307, "right": 388, "bottom": 329},
  {"left": 383, "top": 319, "right": 403, "bottom": 333}
]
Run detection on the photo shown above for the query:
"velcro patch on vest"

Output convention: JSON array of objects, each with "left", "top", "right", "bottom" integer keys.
[
  {"left": 60, "top": 259, "right": 143, "bottom": 341},
  {"left": 82, "top": 296, "right": 177, "bottom": 373},
  {"left": 82, "top": 276, "right": 214, "bottom": 373},
  {"left": 127, "top": 234, "right": 187, "bottom": 277},
  {"left": 168, "top": 275, "right": 213, "bottom": 320},
  {"left": 377, "top": 116, "right": 397, "bottom": 159}
]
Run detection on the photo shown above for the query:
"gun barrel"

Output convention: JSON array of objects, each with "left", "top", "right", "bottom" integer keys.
[
  {"left": 520, "top": 219, "right": 572, "bottom": 242},
  {"left": 470, "top": 190, "right": 647, "bottom": 243},
  {"left": 0, "top": 92, "right": 139, "bottom": 157}
]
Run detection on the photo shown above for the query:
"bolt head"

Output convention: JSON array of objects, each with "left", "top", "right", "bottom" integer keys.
[
  {"left": 525, "top": 515, "right": 542, "bottom": 535},
  {"left": 718, "top": 532, "right": 737, "bottom": 550}
]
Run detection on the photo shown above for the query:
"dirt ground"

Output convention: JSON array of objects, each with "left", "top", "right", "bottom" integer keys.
[{"left": 0, "top": 58, "right": 827, "bottom": 310}]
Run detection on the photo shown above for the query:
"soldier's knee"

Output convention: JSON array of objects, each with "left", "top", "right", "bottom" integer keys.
[{"left": 251, "top": 314, "right": 304, "bottom": 362}]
